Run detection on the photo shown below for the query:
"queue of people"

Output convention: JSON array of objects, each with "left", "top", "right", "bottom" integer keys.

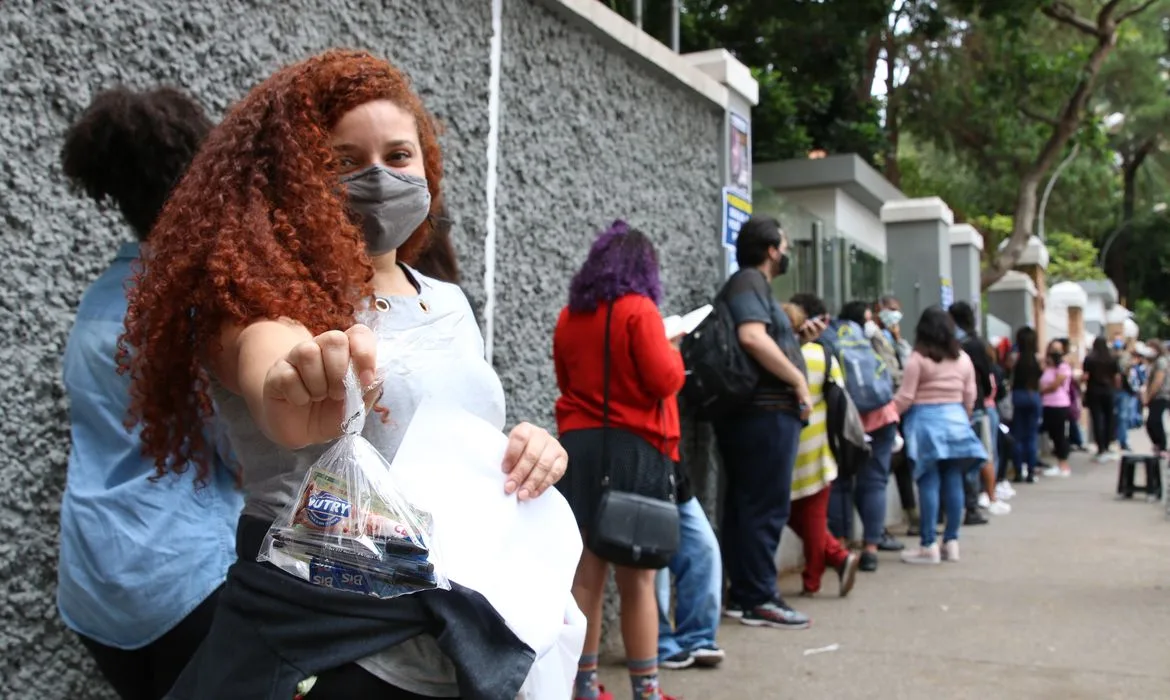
[{"left": 54, "top": 50, "right": 1168, "bottom": 700}]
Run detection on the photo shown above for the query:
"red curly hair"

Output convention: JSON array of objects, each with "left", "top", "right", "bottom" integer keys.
[{"left": 120, "top": 50, "right": 444, "bottom": 482}]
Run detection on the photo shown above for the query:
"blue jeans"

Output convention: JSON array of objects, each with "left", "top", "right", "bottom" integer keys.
[
  {"left": 916, "top": 459, "right": 966, "bottom": 546},
  {"left": 1011, "top": 389, "right": 1041, "bottom": 476},
  {"left": 655, "top": 498, "right": 721, "bottom": 658},
  {"left": 829, "top": 422, "right": 897, "bottom": 545},
  {"left": 1115, "top": 392, "right": 1133, "bottom": 450},
  {"left": 986, "top": 406, "right": 1000, "bottom": 468}
]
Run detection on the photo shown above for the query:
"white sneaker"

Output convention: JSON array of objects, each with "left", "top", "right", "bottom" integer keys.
[
  {"left": 977, "top": 492, "right": 990, "bottom": 508},
  {"left": 996, "top": 481, "right": 1016, "bottom": 500},
  {"left": 942, "top": 540, "right": 960, "bottom": 563},
  {"left": 901, "top": 543, "right": 941, "bottom": 565},
  {"left": 1042, "top": 466, "right": 1063, "bottom": 477},
  {"left": 987, "top": 500, "right": 1011, "bottom": 515}
]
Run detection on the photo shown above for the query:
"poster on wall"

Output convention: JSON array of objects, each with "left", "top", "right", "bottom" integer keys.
[
  {"left": 729, "top": 113, "right": 751, "bottom": 194},
  {"left": 940, "top": 276, "right": 954, "bottom": 309},
  {"left": 722, "top": 188, "right": 753, "bottom": 249},
  {"left": 722, "top": 187, "right": 752, "bottom": 278}
]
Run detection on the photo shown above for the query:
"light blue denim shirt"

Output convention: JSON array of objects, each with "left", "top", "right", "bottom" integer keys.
[{"left": 57, "top": 242, "right": 243, "bottom": 649}]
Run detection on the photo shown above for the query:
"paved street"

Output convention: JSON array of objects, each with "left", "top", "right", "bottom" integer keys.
[{"left": 602, "top": 444, "right": 1170, "bottom": 699}]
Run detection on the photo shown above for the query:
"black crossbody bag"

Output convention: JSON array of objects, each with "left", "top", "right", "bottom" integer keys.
[{"left": 585, "top": 303, "right": 681, "bottom": 569}]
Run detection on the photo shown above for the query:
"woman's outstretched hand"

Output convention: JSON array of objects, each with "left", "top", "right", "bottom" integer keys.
[
  {"left": 502, "top": 423, "right": 568, "bottom": 501},
  {"left": 261, "top": 324, "right": 380, "bottom": 448}
]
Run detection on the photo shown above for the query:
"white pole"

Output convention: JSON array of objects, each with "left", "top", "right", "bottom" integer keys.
[{"left": 484, "top": 0, "right": 504, "bottom": 364}]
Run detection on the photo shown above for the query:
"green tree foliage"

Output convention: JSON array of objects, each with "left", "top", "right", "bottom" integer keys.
[
  {"left": 1045, "top": 231, "right": 1107, "bottom": 282},
  {"left": 899, "top": 0, "right": 1160, "bottom": 287},
  {"left": 604, "top": 0, "right": 889, "bottom": 161},
  {"left": 1095, "top": 15, "right": 1170, "bottom": 297},
  {"left": 1133, "top": 298, "right": 1170, "bottom": 338},
  {"left": 967, "top": 214, "right": 1105, "bottom": 282}
]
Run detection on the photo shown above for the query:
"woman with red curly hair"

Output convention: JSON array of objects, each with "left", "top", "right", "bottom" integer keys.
[{"left": 123, "top": 50, "right": 566, "bottom": 700}]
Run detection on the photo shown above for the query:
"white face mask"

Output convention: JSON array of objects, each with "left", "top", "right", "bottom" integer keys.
[{"left": 864, "top": 320, "right": 880, "bottom": 339}]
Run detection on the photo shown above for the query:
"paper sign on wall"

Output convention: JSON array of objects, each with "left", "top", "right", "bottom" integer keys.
[
  {"left": 729, "top": 113, "right": 751, "bottom": 193},
  {"left": 940, "top": 276, "right": 954, "bottom": 309}
]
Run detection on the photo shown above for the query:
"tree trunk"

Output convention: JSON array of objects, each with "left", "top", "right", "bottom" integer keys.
[
  {"left": 1106, "top": 138, "right": 1155, "bottom": 301},
  {"left": 981, "top": 5, "right": 1134, "bottom": 288},
  {"left": 882, "top": 27, "right": 902, "bottom": 187},
  {"left": 858, "top": 33, "right": 883, "bottom": 103},
  {"left": 983, "top": 172, "right": 1044, "bottom": 288}
]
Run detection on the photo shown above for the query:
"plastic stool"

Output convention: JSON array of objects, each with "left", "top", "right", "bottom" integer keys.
[{"left": 1117, "top": 454, "right": 1162, "bottom": 500}]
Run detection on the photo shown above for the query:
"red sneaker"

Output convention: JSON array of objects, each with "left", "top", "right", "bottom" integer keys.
[{"left": 575, "top": 685, "right": 615, "bottom": 700}]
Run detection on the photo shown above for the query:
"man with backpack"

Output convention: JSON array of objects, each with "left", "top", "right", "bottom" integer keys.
[
  {"left": 823, "top": 302, "right": 900, "bottom": 572},
  {"left": 681, "top": 216, "right": 816, "bottom": 629}
]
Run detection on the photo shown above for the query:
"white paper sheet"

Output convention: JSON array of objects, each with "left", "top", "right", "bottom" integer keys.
[
  {"left": 663, "top": 304, "right": 713, "bottom": 339},
  {"left": 386, "top": 401, "right": 583, "bottom": 657}
]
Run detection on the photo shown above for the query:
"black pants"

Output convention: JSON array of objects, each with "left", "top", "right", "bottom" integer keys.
[
  {"left": 1042, "top": 406, "right": 1071, "bottom": 460},
  {"left": 312, "top": 664, "right": 443, "bottom": 699},
  {"left": 715, "top": 410, "right": 802, "bottom": 608},
  {"left": 79, "top": 588, "right": 221, "bottom": 700},
  {"left": 1086, "top": 391, "right": 1115, "bottom": 454},
  {"left": 1147, "top": 398, "right": 1169, "bottom": 451}
]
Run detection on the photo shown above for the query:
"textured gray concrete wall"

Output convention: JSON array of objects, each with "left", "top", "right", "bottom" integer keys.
[
  {"left": 1, "top": 0, "right": 724, "bottom": 693},
  {"left": 495, "top": 0, "right": 724, "bottom": 431},
  {"left": 1, "top": 2, "right": 490, "bottom": 697},
  {"left": 496, "top": 0, "right": 724, "bottom": 656}
]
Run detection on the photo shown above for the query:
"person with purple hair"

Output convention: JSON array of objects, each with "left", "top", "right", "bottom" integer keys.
[{"left": 554, "top": 221, "right": 683, "bottom": 700}]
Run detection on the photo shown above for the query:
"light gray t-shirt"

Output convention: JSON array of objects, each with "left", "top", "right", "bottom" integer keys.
[{"left": 212, "top": 266, "right": 505, "bottom": 696}]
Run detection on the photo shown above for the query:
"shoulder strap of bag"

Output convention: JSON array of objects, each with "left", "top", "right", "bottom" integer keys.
[
  {"left": 823, "top": 342, "right": 833, "bottom": 384},
  {"left": 601, "top": 301, "right": 614, "bottom": 488}
]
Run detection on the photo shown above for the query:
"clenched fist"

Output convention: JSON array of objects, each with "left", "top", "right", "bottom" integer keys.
[{"left": 262, "top": 324, "right": 380, "bottom": 447}]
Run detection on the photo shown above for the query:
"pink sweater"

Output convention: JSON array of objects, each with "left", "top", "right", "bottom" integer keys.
[{"left": 894, "top": 351, "right": 977, "bottom": 415}]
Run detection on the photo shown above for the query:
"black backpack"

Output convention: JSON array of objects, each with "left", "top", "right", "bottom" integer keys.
[{"left": 679, "top": 293, "right": 758, "bottom": 420}]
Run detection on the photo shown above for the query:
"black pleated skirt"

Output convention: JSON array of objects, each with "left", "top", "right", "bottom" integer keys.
[{"left": 556, "top": 428, "right": 676, "bottom": 531}]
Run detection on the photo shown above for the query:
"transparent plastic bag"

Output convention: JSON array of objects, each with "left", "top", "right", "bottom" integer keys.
[{"left": 257, "top": 363, "right": 450, "bottom": 599}]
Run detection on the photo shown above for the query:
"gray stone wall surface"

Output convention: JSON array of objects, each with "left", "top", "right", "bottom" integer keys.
[
  {"left": 1, "top": 1, "right": 489, "bottom": 696},
  {"left": 1, "top": 0, "right": 727, "bottom": 693},
  {"left": 495, "top": 0, "right": 725, "bottom": 433},
  {"left": 495, "top": 0, "right": 725, "bottom": 656}
]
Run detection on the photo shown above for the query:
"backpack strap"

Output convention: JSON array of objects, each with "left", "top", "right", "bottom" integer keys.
[{"left": 823, "top": 342, "right": 833, "bottom": 384}]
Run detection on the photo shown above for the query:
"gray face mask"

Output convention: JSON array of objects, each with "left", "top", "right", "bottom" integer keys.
[{"left": 341, "top": 165, "right": 431, "bottom": 256}]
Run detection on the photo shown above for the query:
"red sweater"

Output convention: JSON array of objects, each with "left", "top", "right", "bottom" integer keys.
[{"left": 554, "top": 294, "right": 685, "bottom": 460}]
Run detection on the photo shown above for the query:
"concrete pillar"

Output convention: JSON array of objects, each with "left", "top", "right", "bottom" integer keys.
[
  {"left": 1068, "top": 306, "right": 1085, "bottom": 357},
  {"left": 676, "top": 49, "right": 758, "bottom": 576},
  {"left": 881, "top": 197, "right": 955, "bottom": 344},
  {"left": 1012, "top": 236, "right": 1050, "bottom": 350},
  {"left": 987, "top": 271, "right": 1038, "bottom": 333},
  {"left": 684, "top": 49, "right": 759, "bottom": 281},
  {"left": 950, "top": 223, "right": 984, "bottom": 332}
]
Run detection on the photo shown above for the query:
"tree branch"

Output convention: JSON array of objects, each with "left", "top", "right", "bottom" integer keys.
[
  {"left": 1132, "top": 136, "right": 1158, "bottom": 171},
  {"left": 1041, "top": 1, "right": 1102, "bottom": 37},
  {"left": 1018, "top": 103, "right": 1060, "bottom": 127},
  {"left": 1118, "top": 0, "right": 1159, "bottom": 24}
]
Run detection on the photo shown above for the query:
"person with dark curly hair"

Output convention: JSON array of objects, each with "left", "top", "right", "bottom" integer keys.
[
  {"left": 57, "top": 86, "right": 242, "bottom": 700},
  {"left": 893, "top": 307, "right": 987, "bottom": 565},
  {"left": 554, "top": 222, "right": 685, "bottom": 700},
  {"left": 120, "top": 50, "right": 568, "bottom": 699}
]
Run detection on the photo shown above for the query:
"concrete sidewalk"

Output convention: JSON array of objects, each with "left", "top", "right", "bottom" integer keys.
[{"left": 601, "top": 447, "right": 1170, "bottom": 699}]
